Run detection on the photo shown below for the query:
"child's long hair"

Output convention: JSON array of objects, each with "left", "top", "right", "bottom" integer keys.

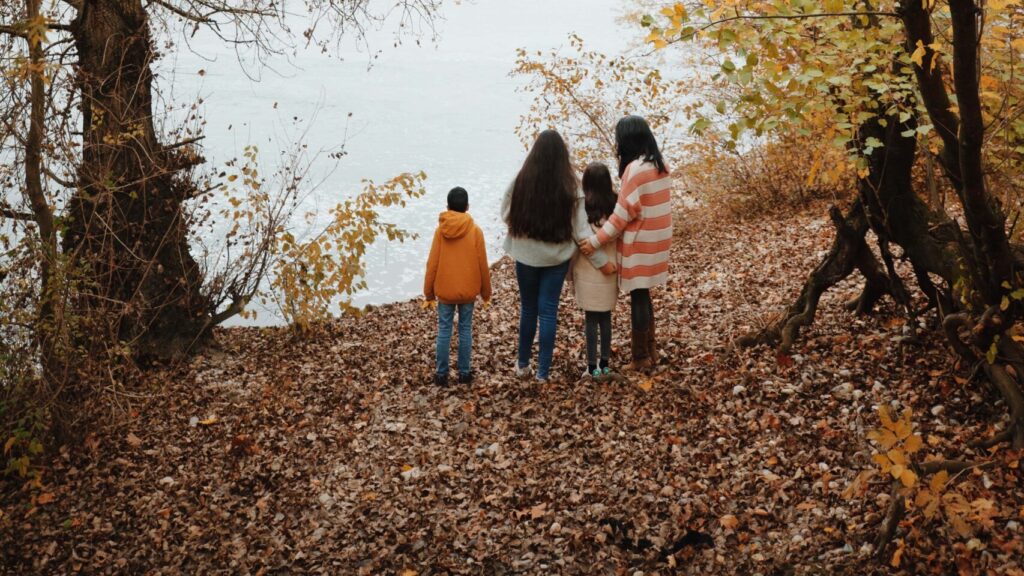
[
  {"left": 507, "top": 130, "right": 577, "bottom": 243},
  {"left": 582, "top": 162, "right": 616, "bottom": 225}
]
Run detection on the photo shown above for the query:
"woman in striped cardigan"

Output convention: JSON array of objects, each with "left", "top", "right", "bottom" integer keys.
[{"left": 579, "top": 115, "right": 673, "bottom": 369}]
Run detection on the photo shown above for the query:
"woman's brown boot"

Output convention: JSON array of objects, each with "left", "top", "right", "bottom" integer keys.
[
  {"left": 625, "top": 329, "right": 653, "bottom": 371},
  {"left": 647, "top": 318, "right": 660, "bottom": 364}
]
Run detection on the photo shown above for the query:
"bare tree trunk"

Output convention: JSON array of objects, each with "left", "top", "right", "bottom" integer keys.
[
  {"left": 24, "top": 0, "right": 59, "bottom": 371},
  {"left": 65, "top": 0, "right": 209, "bottom": 364},
  {"left": 949, "top": 0, "right": 1013, "bottom": 304}
]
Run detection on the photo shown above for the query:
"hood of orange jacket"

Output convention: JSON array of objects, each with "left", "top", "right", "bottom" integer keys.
[{"left": 438, "top": 210, "right": 474, "bottom": 240}]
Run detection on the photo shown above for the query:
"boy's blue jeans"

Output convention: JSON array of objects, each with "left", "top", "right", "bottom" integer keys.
[
  {"left": 515, "top": 259, "right": 570, "bottom": 380},
  {"left": 436, "top": 302, "right": 474, "bottom": 377}
]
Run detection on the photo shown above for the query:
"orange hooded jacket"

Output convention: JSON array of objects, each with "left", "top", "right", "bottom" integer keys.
[{"left": 423, "top": 211, "right": 492, "bottom": 304}]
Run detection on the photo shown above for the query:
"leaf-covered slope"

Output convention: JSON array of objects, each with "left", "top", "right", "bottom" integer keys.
[{"left": 2, "top": 205, "right": 1021, "bottom": 575}]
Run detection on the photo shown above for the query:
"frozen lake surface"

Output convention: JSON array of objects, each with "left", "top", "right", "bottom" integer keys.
[{"left": 160, "top": 0, "right": 635, "bottom": 325}]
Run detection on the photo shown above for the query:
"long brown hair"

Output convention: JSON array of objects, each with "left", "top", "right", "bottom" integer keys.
[
  {"left": 507, "top": 130, "right": 577, "bottom": 243},
  {"left": 582, "top": 162, "right": 616, "bottom": 225}
]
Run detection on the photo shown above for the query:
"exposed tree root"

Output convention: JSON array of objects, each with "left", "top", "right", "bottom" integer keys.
[
  {"left": 981, "top": 357, "right": 1024, "bottom": 449},
  {"left": 878, "top": 239, "right": 920, "bottom": 342},
  {"left": 738, "top": 199, "right": 893, "bottom": 353},
  {"left": 974, "top": 428, "right": 1014, "bottom": 449},
  {"left": 941, "top": 315, "right": 1024, "bottom": 449},
  {"left": 845, "top": 236, "right": 891, "bottom": 315},
  {"left": 941, "top": 312, "right": 980, "bottom": 364}
]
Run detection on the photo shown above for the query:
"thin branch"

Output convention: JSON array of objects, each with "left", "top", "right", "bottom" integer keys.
[
  {"left": 165, "top": 135, "right": 205, "bottom": 150},
  {"left": 0, "top": 206, "right": 35, "bottom": 220},
  {"left": 0, "top": 23, "right": 27, "bottom": 38},
  {"left": 147, "top": 0, "right": 215, "bottom": 23},
  {"left": 916, "top": 459, "right": 990, "bottom": 475},
  {"left": 44, "top": 166, "right": 75, "bottom": 188},
  {"left": 695, "top": 10, "right": 900, "bottom": 31},
  {"left": 208, "top": 294, "right": 249, "bottom": 326}
]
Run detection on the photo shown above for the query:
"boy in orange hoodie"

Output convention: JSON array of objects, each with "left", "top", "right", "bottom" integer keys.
[{"left": 424, "top": 187, "right": 492, "bottom": 386}]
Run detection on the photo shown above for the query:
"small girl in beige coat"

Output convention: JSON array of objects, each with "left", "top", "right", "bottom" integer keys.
[{"left": 572, "top": 163, "right": 619, "bottom": 380}]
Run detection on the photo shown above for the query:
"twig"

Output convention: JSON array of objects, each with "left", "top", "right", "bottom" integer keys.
[
  {"left": 165, "top": 136, "right": 205, "bottom": 150},
  {"left": 0, "top": 206, "right": 35, "bottom": 221}
]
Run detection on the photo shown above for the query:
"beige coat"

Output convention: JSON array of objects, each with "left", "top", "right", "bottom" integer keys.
[{"left": 572, "top": 222, "right": 619, "bottom": 312}]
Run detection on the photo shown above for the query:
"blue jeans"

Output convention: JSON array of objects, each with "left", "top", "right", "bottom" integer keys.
[
  {"left": 436, "top": 302, "right": 474, "bottom": 377},
  {"left": 515, "top": 260, "right": 570, "bottom": 380}
]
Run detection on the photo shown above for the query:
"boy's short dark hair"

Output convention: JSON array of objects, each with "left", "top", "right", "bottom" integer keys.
[{"left": 447, "top": 187, "right": 469, "bottom": 212}]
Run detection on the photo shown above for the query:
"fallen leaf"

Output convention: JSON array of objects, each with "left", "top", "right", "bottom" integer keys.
[
  {"left": 126, "top": 432, "right": 143, "bottom": 448},
  {"left": 530, "top": 502, "right": 547, "bottom": 520}
]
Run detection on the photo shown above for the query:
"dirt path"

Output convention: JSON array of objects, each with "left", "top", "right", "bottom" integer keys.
[{"left": 3, "top": 205, "right": 1022, "bottom": 575}]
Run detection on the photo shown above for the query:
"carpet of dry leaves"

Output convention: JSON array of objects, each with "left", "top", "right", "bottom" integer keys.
[{"left": 2, "top": 205, "right": 1024, "bottom": 575}]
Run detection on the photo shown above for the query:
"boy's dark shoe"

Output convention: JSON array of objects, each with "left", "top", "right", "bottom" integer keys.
[
  {"left": 434, "top": 373, "right": 449, "bottom": 387},
  {"left": 457, "top": 371, "right": 475, "bottom": 385}
]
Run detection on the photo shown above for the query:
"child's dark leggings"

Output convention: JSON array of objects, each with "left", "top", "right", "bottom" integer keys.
[
  {"left": 630, "top": 288, "right": 653, "bottom": 331},
  {"left": 585, "top": 311, "right": 612, "bottom": 370}
]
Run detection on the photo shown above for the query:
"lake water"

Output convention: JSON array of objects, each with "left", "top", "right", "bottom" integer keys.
[{"left": 160, "top": 1, "right": 637, "bottom": 325}]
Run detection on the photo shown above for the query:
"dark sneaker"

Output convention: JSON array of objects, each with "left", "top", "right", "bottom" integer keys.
[
  {"left": 458, "top": 371, "right": 475, "bottom": 385},
  {"left": 434, "top": 373, "right": 449, "bottom": 387}
]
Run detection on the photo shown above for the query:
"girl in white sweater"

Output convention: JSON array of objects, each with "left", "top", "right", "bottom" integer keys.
[{"left": 572, "top": 163, "right": 619, "bottom": 380}]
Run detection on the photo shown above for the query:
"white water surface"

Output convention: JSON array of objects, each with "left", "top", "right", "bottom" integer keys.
[{"left": 159, "top": 1, "right": 636, "bottom": 325}]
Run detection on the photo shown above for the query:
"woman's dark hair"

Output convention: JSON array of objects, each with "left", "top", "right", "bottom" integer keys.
[
  {"left": 582, "top": 162, "right": 616, "bottom": 225},
  {"left": 507, "top": 130, "right": 578, "bottom": 243},
  {"left": 615, "top": 115, "right": 667, "bottom": 178}
]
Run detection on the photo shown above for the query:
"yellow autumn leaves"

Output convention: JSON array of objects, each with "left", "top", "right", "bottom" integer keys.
[
  {"left": 867, "top": 405, "right": 922, "bottom": 488},
  {"left": 646, "top": 3, "right": 689, "bottom": 48},
  {"left": 273, "top": 172, "right": 427, "bottom": 329},
  {"left": 217, "top": 145, "right": 427, "bottom": 329},
  {"left": 913, "top": 468, "right": 949, "bottom": 520},
  {"left": 866, "top": 405, "right": 1000, "bottom": 540},
  {"left": 909, "top": 39, "right": 941, "bottom": 73}
]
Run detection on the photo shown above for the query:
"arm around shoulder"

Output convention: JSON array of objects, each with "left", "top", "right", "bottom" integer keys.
[
  {"left": 571, "top": 195, "right": 608, "bottom": 270},
  {"left": 595, "top": 165, "right": 639, "bottom": 245}
]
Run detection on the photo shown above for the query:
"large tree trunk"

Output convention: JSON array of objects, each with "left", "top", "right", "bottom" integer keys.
[
  {"left": 64, "top": 0, "right": 209, "bottom": 363},
  {"left": 743, "top": 1, "right": 1024, "bottom": 449}
]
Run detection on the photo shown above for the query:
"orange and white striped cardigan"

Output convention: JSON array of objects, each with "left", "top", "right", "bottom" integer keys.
[{"left": 586, "top": 159, "right": 673, "bottom": 292}]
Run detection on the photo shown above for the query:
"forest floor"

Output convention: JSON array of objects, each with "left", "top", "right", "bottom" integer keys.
[{"left": 2, "top": 203, "right": 1023, "bottom": 575}]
